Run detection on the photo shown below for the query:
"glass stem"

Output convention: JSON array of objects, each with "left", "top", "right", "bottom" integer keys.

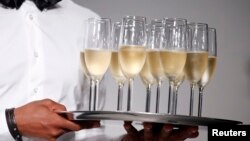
[
  {"left": 168, "top": 81, "right": 174, "bottom": 115},
  {"left": 117, "top": 83, "right": 124, "bottom": 111},
  {"left": 93, "top": 80, "right": 100, "bottom": 111},
  {"left": 145, "top": 84, "right": 151, "bottom": 112},
  {"left": 89, "top": 79, "right": 94, "bottom": 111},
  {"left": 127, "top": 78, "right": 133, "bottom": 111},
  {"left": 156, "top": 81, "right": 161, "bottom": 113},
  {"left": 198, "top": 87, "right": 204, "bottom": 117},
  {"left": 189, "top": 84, "right": 195, "bottom": 116},
  {"left": 173, "top": 85, "right": 178, "bottom": 115}
]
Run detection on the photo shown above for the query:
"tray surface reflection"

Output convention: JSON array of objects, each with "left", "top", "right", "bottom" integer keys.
[{"left": 58, "top": 111, "right": 242, "bottom": 126}]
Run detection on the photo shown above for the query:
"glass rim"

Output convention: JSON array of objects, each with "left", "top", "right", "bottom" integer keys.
[
  {"left": 151, "top": 19, "right": 163, "bottom": 22},
  {"left": 164, "top": 17, "right": 187, "bottom": 27},
  {"left": 188, "top": 22, "right": 208, "bottom": 27},
  {"left": 123, "top": 15, "right": 147, "bottom": 22},
  {"left": 163, "top": 17, "right": 187, "bottom": 22},
  {"left": 208, "top": 27, "right": 216, "bottom": 31},
  {"left": 150, "top": 19, "right": 163, "bottom": 28},
  {"left": 114, "top": 21, "right": 121, "bottom": 25},
  {"left": 87, "top": 17, "right": 111, "bottom": 23},
  {"left": 208, "top": 27, "right": 217, "bottom": 56}
]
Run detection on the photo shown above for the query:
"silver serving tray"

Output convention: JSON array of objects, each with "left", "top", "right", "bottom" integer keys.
[{"left": 58, "top": 111, "right": 242, "bottom": 126}]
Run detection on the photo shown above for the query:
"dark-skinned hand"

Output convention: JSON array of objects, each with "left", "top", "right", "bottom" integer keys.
[
  {"left": 14, "top": 99, "right": 100, "bottom": 141},
  {"left": 122, "top": 121, "right": 199, "bottom": 141}
]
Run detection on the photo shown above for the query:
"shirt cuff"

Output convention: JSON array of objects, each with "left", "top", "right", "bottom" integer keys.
[{"left": 0, "top": 110, "right": 13, "bottom": 140}]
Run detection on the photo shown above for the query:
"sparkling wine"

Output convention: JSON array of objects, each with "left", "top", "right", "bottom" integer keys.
[
  {"left": 80, "top": 52, "right": 90, "bottom": 77},
  {"left": 160, "top": 50, "right": 187, "bottom": 80},
  {"left": 85, "top": 49, "right": 111, "bottom": 80},
  {"left": 140, "top": 51, "right": 156, "bottom": 85},
  {"left": 119, "top": 45, "right": 146, "bottom": 78},
  {"left": 198, "top": 56, "right": 217, "bottom": 87},
  {"left": 147, "top": 50, "right": 166, "bottom": 82},
  {"left": 185, "top": 51, "right": 208, "bottom": 84},
  {"left": 110, "top": 51, "right": 126, "bottom": 84},
  {"left": 173, "top": 72, "right": 185, "bottom": 86}
]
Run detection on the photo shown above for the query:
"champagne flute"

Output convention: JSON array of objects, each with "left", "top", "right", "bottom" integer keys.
[
  {"left": 80, "top": 50, "right": 95, "bottom": 111},
  {"left": 146, "top": 19, "right": 166, "bottom": 113},
  {"left": 197, "top": 28, "right": 217, "bottom": 117},
  {"left": 185, "top": 23, "right": 208, "bottom": 116},
  {"left": 119, "top": 16, "right": 147, "bottom": 111},
  {"left": 139, "top": 49, "right": 156, "bottom": 112},
  {"left": 110, "top": 22, "right": 127, "bottom": 111},
  {"left": 85, "top": 18, "right": 112, "bottom": 111},
  {"left": 160, "top": 18, "right": 187, "bottom": 115},
  {"left": 172, "top": 72, "right": 185, "bottom": 114},
  {"left": 80, "top": 20, "right": 94, "bottom": 111}
]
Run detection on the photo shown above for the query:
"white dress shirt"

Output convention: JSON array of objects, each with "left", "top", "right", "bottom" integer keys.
[{"left": 0, "top": 0, "right": 111, "bottom": 140}]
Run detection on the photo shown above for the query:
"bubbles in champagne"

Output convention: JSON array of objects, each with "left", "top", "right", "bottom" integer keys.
[{"left": 118, "top": 45, "right": 146, "bottom": 78}]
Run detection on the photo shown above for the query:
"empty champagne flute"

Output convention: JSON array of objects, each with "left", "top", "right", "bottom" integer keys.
[
  {"left": 146, "top": 19, "right": 166, "bottom": 113},
  {"left": 110, "top": 22, "right": 127, "bottom": 111},
  {"left": 160, "top": 18, "right": 187, "bottom": 115},
  {"left": 197, "top": 28, "right": 217, "bottom": 117},
  {"left": 119, "top": 16, "right": 147, "bottom": 111},
  {"left": 85, "top": 18, "right": 112, "bottom": 111},
  {"left": 185, "top": 23, "right": 208, "bottom": 116}
]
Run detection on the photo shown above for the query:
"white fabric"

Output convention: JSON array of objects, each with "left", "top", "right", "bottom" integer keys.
[{"left": 0, "top": 0, "right": 113, "bottom": 140}]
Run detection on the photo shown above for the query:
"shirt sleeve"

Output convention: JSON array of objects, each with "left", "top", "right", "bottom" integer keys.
[{"left": 0, "top": 110, "right": 14, "bottom": 140}]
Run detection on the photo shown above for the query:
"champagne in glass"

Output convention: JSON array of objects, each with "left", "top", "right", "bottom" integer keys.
[
  {"left": 139, "top": 50, "right": 156, "bottom": 112},
  {"left": 119, "top": 16, "right": 147, "bottom": 111},
  {"left": 185, "top": 51, "right": 208, "bottom": 83},
  {"left": 148, "top": 50, "right": 166, "bottom": 113},
  {"left": 80, "top": 52, "right": 90, "bottom": 77},
  {"left": 80, "top": 19, "right": 94, "bottom": 111},
  {"left": 110, "top": 22, "right": 127, "bottom": 111},
  {"left": 147, "top": 19, "right": 166, "bottom": 113},
  {"left": 160, "top": 18, "right": 187, "bottom": 115},
  {"left": 85, "top": 49, "right": 111, "bottom": 80},
  {"left": 110, "top": 52, "right": 126, "bottom": 84},
  {"left": 80, "top": 51, "right": 95, "bottom": 110},
  {"left": 85, "top": 18, "right": 112, "bottom": 111},
  {"left": 197, "top": 56, "right": 216, "bottom": 87},
  {"left": 197, "top": 28, "right": 217, "bottom": 117},
  {"left": 160, "top": 50, "right": 187, "bottom": 114},
  {"left": 172, "top": 71, "right": 185, "bottom": 114},
  {"left": 185, "top": 23, "right": 208, "bottom": 116}
]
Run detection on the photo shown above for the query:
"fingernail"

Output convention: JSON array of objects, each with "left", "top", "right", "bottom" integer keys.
[
  {"left": 191, "top": 129, "right": 198, "bottom": 134},
  {"left": 144, "top": 123, "right": 152, "bottom": 130},
  {"left": 190, "top": 126, "right": 199, "bottom": 134},
  {"left": 164, "top": 125, "right": 173, "bottom": 132}
]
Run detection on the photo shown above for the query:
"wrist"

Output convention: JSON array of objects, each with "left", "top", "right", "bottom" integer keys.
[{"left": 5, "top": 108, "right": 23, "bottom": 141}]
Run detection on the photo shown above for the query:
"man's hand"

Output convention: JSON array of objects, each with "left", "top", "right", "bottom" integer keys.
[
  {"left": 122, "top": 121, "right": 199, "bottom": 141},
  {"left": 14, "top": 99, "right": 81, "bottom": 141}
]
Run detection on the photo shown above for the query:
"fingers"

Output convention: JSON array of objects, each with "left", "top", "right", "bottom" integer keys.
[
  {"left": 168, "top": 125, "right": 199, "bottom": 140},
  {"left": 41, "top": 99, "right": 67, "bottom": 112},
  {"left": 143, "top": 123, "right": 153, "bottom": 141},
  {"left": 55, "top": 113, "right": 81, "bottom": 131},
  {"left": 51, "top": 103, "right": 67, "bottom": 112},
  {"left": 158, "top": 124, "right": 173, "bottom": 141},
  {"left": 124, "top": 121, "right": 138, "bottom": 135},
  {"left": 74, "top": 120, "right": 101, "bottom": 129},
  {"left": 189, "top": 130, "right": 199, "bottom": 138}
]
